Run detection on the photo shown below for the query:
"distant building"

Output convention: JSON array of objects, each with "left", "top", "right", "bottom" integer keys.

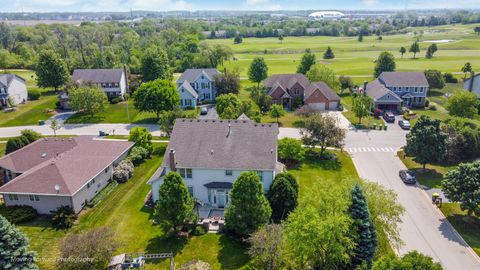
[
  {"left": 72, "top": 67, "right": 128, "bottom": 98},
  {"left": 0, "top": 136, "right": 133, "bottom": 214},
  {"left": 0, "top": 74, "right": 27, "bottom": 107},
  {"left": 463, "top": 72, "right": 480, "bottom": 97},
  {"left": 308, "top": 11, "right": 345, "bottom": 20}
]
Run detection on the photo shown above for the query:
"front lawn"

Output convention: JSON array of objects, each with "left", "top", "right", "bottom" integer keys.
[
  {"left": 440, "top": 203, "right": 480, "bottom": 256},
  {"left": 398, "top": 150, "right": 455, "bottom": 189},
  {"left": 0, "top": 94, "right": 58, "bottom": 127},
  {"left": 340, "top": 93, "right": 384, "bottom": 129},
  {"left": 261, "top": 112, "right": 304, "bottom": 127},
  {"left": 0, "top": 143, "right": 6, "bottom": 157},
  {"left": 18, "top": 143, "right": 250, "bottom": 270}
]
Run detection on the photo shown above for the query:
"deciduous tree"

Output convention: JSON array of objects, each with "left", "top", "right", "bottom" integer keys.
[
  {"left": 405, "top": 115, "right": 447, "bottom": 169},
  {"left": 132, "top": 79, "right": 179, "bottom": 120},
  {"left": 301, "top": 113, "right": 346, "bottom": 156},
  {"left": 461, "top": 62, "right": 472, "bottom": 79},
  {"left": 399, "top": 47, "right": 406, "bottom": 58},
  {"left": 443, "top": 161, "right": 480, "bottom": 217},
  {"left": 50, "top": 119, "right": 61, "bottom": 137},
  {"left": 374, "top": 51, "right": 396, "bottom": 77},
  {"left": 297, "top": 49, "right": 316, "bottom": 74},
  {"left": 352, "top": 94, "right": 373, "bottom": 124},
  {"left": 424, "top": 69, "right": 445, "bottom": 89},
  {"left": 140, "top": 46, "right": 172, "bottom": 82},
  {"left": 269, "top": 104, "right": 285, "bottom": 123},
  {"left": 268, "top": 173, "right": 299, "bottom": 222},
  {"left": 225, "top": 172, "right": 271, "bottom": 236},
  {"left": 409, "top": 41, "right": 420, "bottom": 59},
  {"left": 69, "top": 86, "right": 108, "bottom": 117},
  {"left": 445, "top": 90, "right": 478, "bottom": 119},
  {"left": 36, "top": 50, "right": 69, "bottom": 91},
  {"left": 154, "top": 172, "right": 195, "bottom": 232},
  {"left": 248, "top": 57, "right": 268, "bottom": 87},
  {"left": 306, "top": 64, "right": 339, "bottom": 90},
  {"left": 277, "top": 137, "right": 305, "bottom": 164},
  {"left": 214, "top": 68, "right": 241, "bottom": 95},
  {"left": 248, "top": 224, "right": 285, "bottom": 270},
  {"left": 128, "top": 126, "right": 153, "bottom": 154}
]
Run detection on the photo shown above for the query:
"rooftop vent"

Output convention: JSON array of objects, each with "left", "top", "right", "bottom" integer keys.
[{"left": 41, "top": 153, "right": 47, "bottom": 158}]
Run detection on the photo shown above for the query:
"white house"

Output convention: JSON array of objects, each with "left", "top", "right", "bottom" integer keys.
[
  {"left": 72, "top": 67, "right": 128, "bottom": 98},
  {"left": 148, "top": 119, "right": 282, "bottom": 208},
  {"left": 464, "top": 72, "right": 480, "bottom": 97},
  {"left": 176, "top": 68, "right": 220, "bottom": 104},
  {"left": 0, "top": 136, "right": 133, "bottom": 214},
  {"left": 178, "top": 81, "right": 199, "bottom": 108},
  {"left": 0, "top": 74, "right": 28, "bottom": 107}
]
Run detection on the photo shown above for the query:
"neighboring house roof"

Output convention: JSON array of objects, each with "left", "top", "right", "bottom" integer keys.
[
  {"left": 237, "top": 113, "right": 251, "bottom": 121},
  {"left": 0, "top": 136, "right": 134, "bottom": 196},
  {"left": 305, "top": 81, "right": 340, "bottom": 101},
  {"left": 0, "top": 74, "right": 26, "bottom": 89},
  {"left": 162, "top": 119, "right": 278, "bottom": 171},
  {"left": 72, "top": 69, "right": 124, "bottom": 84},
  {"left": 264, "top": 74, "right": 310, "bottom": 94},
  {"left": 366, "top": 79, "right": 402, "bottom": 102},
  {"left": 379, "top": 72, "right": 429, "bottom": 87},
  {"left": 176, "top": 69, "right": 221, "bottom": 84},
  {"left": 180, "top": 81, "right": 199, "bottom": 98}
]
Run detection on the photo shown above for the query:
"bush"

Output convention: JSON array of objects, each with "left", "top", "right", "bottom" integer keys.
[
  {"left": 0, "top": 205, "right": 38, "bottom": 224},
  {"left": 109, "top": 96, "right": 123, "bottom": 104},
  {"left": 50, "top": 205, "right": 77, "bottom": 230},
  {"left": 113, "top": 159, "right": 134, "bottom": 183},
  {"left": 5, "top": 136, "right": 29, "bottom": 154},
  {"left": 28, "top": 90, "right": 41, "bottom": 100},
  {"left": 278, "top": 138, "right": 305, "bottom": 164},
  {"left": 128, "top": 146, "right": 150, "bottom": 165},
  {"left": 424, "top": 99, "right": 430, "bottom": 107},
  {"left": 191, "top": 226, "right": 206, "bottom": 236},
  {"left": 428, "top": 105, "right": 437, "bottom": 111},
  {"left": 443, "top": 73, "right": 458, "bottom": 83}
]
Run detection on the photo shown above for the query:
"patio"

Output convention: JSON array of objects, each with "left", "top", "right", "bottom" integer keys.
[{"left": 196, "top": 203, "right": 225, "bottom": 233}]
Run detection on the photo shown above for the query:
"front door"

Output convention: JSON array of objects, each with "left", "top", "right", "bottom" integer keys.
[{"left": 216, "top": 190, "right": 226, "bottom": 208}]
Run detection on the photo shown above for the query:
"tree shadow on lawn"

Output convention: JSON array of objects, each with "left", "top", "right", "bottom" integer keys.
[
  {"left": 65, "top": 113, "right": 105, "bottom": 124},
  {"left": 301, "top": 151, "right": 342, "bottom": 171},
  {"left": 17, "top": 216, "right": 63, "bottom": 233},
  {"left": 217, "top": 234, "right": 250, "bottom": 270},
  {"left": 133, "top": 117, "right": 159, "bottom": 124},
  {"left": 145, "top": 233, "right": 189, "bottom": 257},
  {"left": 409, "top": 168, "right": 444, "bottom": 188},
  {"left": 438, "top": 215, "right": 480, "bottom": 248}
]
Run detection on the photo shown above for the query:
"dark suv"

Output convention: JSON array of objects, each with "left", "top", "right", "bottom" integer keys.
[
  {"left": 383, "top": 112, "right": 395, "bottom": 123},
  {"left": 399, "top": 170, "right": 416, "bottom": 184}
]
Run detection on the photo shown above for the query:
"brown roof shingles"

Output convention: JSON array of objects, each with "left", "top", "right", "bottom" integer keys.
[
  {"left": 0, "top": 136, "right": 133, "bottom": 195},
  {"left": 162, "top": 119, "right": 278, "bottom": 171}
]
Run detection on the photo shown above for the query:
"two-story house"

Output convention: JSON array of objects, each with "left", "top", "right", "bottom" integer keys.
[
  {"left": 148, "top": 119, "right": 282, "bottom": 209},
  {"left": 264, "top": 73, "right": 340, "bottom": 110},
  {"left": 176, "top": 68, "right": 220, "bottom": 108},
  {"left": 0, "top": 136, "right": 133, "bottom": 214},
  {"left": 72, "top": 67, "right": 128, "bottom": 98},
  {"left": 0, "top": 74, "right": 28, "bottom": 107},
  {"left": 366, "top": 72, "right": 429, "bottom": 111}
]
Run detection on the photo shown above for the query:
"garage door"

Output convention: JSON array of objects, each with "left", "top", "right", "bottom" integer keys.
[
  {"left": 328, "top": 102, "right": 338, "bottom": 110},
  {"left": 310, "top": 102, "right": 326, "bottom": 111}
]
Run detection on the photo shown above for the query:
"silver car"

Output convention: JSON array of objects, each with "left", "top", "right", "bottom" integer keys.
[{"left": 398, "top": 120, "right": 411, "bottom": 130}]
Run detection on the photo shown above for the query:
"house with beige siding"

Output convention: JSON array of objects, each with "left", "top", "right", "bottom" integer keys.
[
  {"left": 148, "top": 119, "right": 283, "bottom": 210},
  {"left": 0, "top": 136, "right": 133, "bottom": 214}
]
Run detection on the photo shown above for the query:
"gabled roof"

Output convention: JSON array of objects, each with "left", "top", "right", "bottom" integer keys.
[
  {"left": 0, "top": 136, "right": 134, "bottom": 196},
  {"left": 366, "top": 79, "right": 402, "bottom": 102},
  {"left": 161, "top": 119, "right": 278, "bottom": 171},
  {"left": 0, "top": 74, "right": 26, "bottom": 88},
  {"left": 177, "top": 69, "right": 221, "bottom": 84},
  {"left": 72, "top": 69, "right": 124, "bottom": 84},
  {"left": 180, "top": 81, "right": 199, "bottom": 98},
  {"left": 305, "top": 81, "right": 340, "bottom": 101},
  {"left": 379, "top": 72, "right": 429, "bottom": 87},
  {"left": 264, "top": 74, "right": 310, "bottom": 94},
  {"left": 237, "top": 113, "right": 251, "bottom": 121}
]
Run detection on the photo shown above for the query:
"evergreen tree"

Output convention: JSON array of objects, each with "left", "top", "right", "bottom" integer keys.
[
  {"left": 225, "top": 172, "right": 271, "bottom": 236},
  {"left": 349, "top": 184, "right": 377, "bottom": 268},
  {"left": 268, "top": 174, "right": 299, "bottom": 222},
  {"left": 248, "top": 57, "right": 268, "bottom": 87},
  {"left": 154, "top": 172, "right": 195, "bottom": 232},
  {"left": 297, "top": 49, "right": 316, "bottom": 74},
  {"left": 374, "top": 52, "right": 396, "bottom": 77},
  {"left": 323, "top": 46, "right": 335, "bottom": 59},
  {"left": 35, "top": 50, "right": 69, "bottom": 91},
  {"left": 0, "top": 215, "right": 38, "bottom": 269}
]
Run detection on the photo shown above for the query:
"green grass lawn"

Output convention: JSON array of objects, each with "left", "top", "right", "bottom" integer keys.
[
  {"left": 0, "top": 143, "right": 6, "bottom": 157},
  {"left": 104, "top": 135, "right": 169, "bottom": 141},
  {"left": 340, "top": 93, "right": 384, "bottom": 129},
  {"left": 0, "top": 94, "right": 58, "bottom": 127},
  {"left": 398, "top": 150, "right": 456, "bottom": 189},
  {"left": 440, "top": 203, "right": 480, "bottom": 256}
]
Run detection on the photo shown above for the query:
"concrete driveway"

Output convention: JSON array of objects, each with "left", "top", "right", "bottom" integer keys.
[
  {"left": 345, "top": 130, "right": 480, "bottom": 270},
  {"left": 198, "top": 104, "right": 218, "bottom": 120}
]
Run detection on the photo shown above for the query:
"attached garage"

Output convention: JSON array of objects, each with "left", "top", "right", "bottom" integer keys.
[
  {"left": 304, "top": 82, "right": 341, "bottom": 111},
  {"left": 310, "top": 102, "right": 326, "bottom": 110}
]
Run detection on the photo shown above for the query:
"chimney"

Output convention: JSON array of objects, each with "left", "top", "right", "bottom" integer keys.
[
  {"left": 169, "top": 149, "right": 176, "bottom": 172},
  {"left": 363, "top": 81, "right": 368, "bottom": 96},
  {"left": 469, "top": 71, "right": 475, "bottom": 92}
]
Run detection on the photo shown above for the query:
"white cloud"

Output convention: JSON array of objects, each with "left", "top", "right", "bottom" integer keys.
[{"left": 362, "top": 0, "right": 378, "bottom": 6}]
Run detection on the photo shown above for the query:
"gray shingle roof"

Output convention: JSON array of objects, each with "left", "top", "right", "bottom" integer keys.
[
  {"left": 0, "top": 136, "right": 134, "bottom": 195},
  {"left": 264, "top": 74, "right": 310, "bottom": 94},
  {"left": 0, "top": 74, "right": 26, "bottom": 88},
  {"left": 180, "top": 81, "right": 199, "bottom": 98},
  {"left": 305, "top": 81, "right": 340, "bottom": 101},
  {"left": 177, "top": 69, "right": 220, "bottom": 84},
  {"left": 366, "top": 79, "right": 402, "bottom": 101},
  {"left": 72, "top": 69, "right": 124, "bottom": 83},
  {"left": 162, "top": 119, "right": 278, "bottom": 171},
  {"left": 379, "top": 72, "right": 429, "bottom": 87}
]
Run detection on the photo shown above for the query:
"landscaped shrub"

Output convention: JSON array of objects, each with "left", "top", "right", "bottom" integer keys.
[
  {"left": 0, "top": 205, "right": 38, "bottom": 224},
  {"left": 28, "top": 90, "right": 41, "bottom": 100},
  {"left": 128, "top": 146, "right": 150, "bottom": 165},
  {"left": 6, "top": 136, "right": 29, "bottom": 154},
  {"left": 109, "top": 96, "right": 123, "bottom": 104},
  {"left": 113, "top": 159, "right": 134, "bottom": 183},
  {"left": 191, "top": 225, "right": 206, "bottom": 236},
  {"left": 50, "top": 205, "right": 77, "bottom": 230},
  {"left": 443, "top": 73, "right": 458, "bottom": 83},
  {"left": 424, "top": 99, "right": 430, "bottom": 107}
]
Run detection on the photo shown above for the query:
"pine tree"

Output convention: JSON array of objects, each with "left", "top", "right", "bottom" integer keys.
[
  {"left": 349, "top": 184, "right": 377, "bottom": 268},
  {"left": 0, "top": 215, "right": 38, "bottom": 269},
  {"left": 323, "top": 46, "right": 335, "bottom": 59},
  {"left": 268, "top": 174, "right": 299, "bottom": 222}
]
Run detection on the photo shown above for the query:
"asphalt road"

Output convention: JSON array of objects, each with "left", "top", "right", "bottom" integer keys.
[{"left": 346, "top": 125, "right": 480, "bottom": 270}]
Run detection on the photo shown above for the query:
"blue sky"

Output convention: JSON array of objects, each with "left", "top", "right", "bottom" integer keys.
[{"left": 4, "top": 0, "right": 479, "bottom": 12}]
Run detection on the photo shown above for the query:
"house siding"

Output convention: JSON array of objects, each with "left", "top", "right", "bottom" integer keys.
[
  {"left": 3, "top": 77, "right": 28, "bottom": 105},
  {"left": 464, "top": 77, "right": 480, "bottom": 97},
  {"left": 178, "top": 86, "right": 197, "bottom": 108},
  {"left": 3, "top": 194, "right": 72, "bottom": 214}
]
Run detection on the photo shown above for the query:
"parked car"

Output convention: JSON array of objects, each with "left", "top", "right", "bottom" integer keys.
[
  {"left": 399, "top": 170, "right": 416, "bottom": 184},
  {"left": 398, "top": 120, "right": 411, "bottom": 130},
  {"left": 200, "top": 107, "right": 208, "bottom": 115},
  {"left": 383, "top": 112, "right": 395, "bottom": 123}
]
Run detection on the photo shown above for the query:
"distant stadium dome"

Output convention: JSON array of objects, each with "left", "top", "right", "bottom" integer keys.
[{"left": 308, "top": 11, "right": 345, "bottom": 20}]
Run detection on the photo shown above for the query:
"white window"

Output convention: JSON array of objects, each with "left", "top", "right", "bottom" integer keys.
[
  {"left": 29, "top": 195, "right": 40, "bottom": 201},
  {"left": 179, "top": 168, "right": 193, "bottom": 179},
  {"left": 225, "top": 170, "right": 233, "bottom": 176},
  {"left": 8, "top": 194, "right": 18, "bottom": 201}
]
